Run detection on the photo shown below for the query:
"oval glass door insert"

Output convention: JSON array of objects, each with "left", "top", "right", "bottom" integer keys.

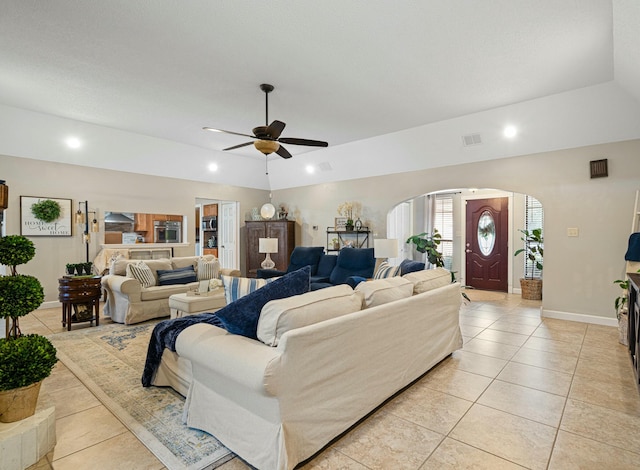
[{"left": 477, "top": 211, "right": 496, "bottom": 256}]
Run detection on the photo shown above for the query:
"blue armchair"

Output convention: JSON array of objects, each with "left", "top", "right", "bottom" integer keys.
[{"left": 257, "top": 246, "right": 325, "bottom": 279}]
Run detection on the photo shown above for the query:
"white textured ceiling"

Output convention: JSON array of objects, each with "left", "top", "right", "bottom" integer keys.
[{"left": 0, "top": 0, "right": 639, "bottom": 189}]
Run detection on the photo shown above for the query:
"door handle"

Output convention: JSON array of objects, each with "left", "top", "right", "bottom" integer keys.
[{"left": 465, "top": 249, "right": 472, "bottom": 253}]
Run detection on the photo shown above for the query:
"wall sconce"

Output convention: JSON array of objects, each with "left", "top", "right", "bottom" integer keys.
[{"left": 259, "top": 237, "right": 278, "bottom": 269}]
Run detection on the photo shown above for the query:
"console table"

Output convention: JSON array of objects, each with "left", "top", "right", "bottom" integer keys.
[
  {"left": 58, "top": 276, "right": 102, "bottom": 331},
  {"left": 628, "top": 273, "right": 640, "bottom": 387}
]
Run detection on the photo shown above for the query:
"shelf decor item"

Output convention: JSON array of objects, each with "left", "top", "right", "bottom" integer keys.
[
  {"left": 514, "top": 228, "right": 543, "bottom": 300},
  {"left": 259, "top": 237, "right": 278, "bottom": 269},
  {"left": 30, "top": 198, "right": 61, "bottom": 223},
  {"left": 337, "top": 201, "right": 361, "bottom": 232},
  {"left": 20, "top": 196, "right": 72, "bottom": 237}
]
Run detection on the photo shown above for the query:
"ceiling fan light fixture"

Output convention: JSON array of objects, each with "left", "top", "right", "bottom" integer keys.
[{"left": 254, "top": 140, "right": 280, "bottom": 155}]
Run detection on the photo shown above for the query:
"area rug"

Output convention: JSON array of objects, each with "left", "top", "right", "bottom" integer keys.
[{"left": 48, "top": 323, "right": 233, "bottom": 470}]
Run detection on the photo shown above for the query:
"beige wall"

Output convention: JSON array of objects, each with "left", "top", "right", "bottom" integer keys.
[
  {"left": 273, "top": 139, "right": 640, "bottom": 322},
  {"left": 1, "top": 155, "right": 269, "bottom": 303}
]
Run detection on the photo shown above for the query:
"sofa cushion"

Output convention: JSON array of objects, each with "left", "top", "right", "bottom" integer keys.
[
  {"left": 197, "top": 257, "right": 220, "bottom": 280},
  {"left": 216, "top": 266, "right": 311, "bottom": 340},
  {"left": 399, "top": 259, "right": 426, "bottom": 276},
  {"left": 355, "top": 276, "right": 414, "bottom": 308},
  {"left": 222, "top": 275, "right": 269, "bottom": 304},
  {"left": 125, "top": 261, "right": 156, "bottom": 288},
  {"left": 140, "top": 282, "right": 199, "bottom": 301},
  {"left": 157, "top": 265, "right": 197, "bottom": 286},
  {"left": 403, "top": 267, "right": 451, "bottom": 294},
  {"left": 257, "top": 285, "right": 363, "bottom": 346},
  {"left": 373, "top": 260, "right": 400, "bottom": 279}
]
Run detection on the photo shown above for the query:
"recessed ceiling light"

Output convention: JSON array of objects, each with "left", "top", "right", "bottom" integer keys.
[
  {"left": 306, "top": 165, "right": 315, "bottom": 174},
  {"left": 208, "top": 163, "right": 218, "bottom": 172},
  {"left": 65, "top": 137, "right": 82, "bottom": 149},
  {"left": 503, "top": 125, "right": 517, "bottom": 138}
]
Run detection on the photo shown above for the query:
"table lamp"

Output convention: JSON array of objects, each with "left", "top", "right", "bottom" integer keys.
[
  {"left": 374, "top": 238, "right": 399, "bottom": 261},
  {"left": 259, "top": 238, "right": 278, "bottom": 269}
]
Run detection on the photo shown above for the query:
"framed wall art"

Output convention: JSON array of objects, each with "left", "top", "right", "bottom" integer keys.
[
  {"left": 334, "top": 217, "right": 347, "bottom": 231},
  {"left": 20, "top": 196, "right": 72, "bottom": 237}
]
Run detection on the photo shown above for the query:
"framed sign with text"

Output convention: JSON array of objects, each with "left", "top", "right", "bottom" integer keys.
[{"left": 20, "top": 196, "right": 72, "bottom": 237}]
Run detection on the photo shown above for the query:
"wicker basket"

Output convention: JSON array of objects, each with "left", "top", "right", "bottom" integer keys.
[{"left": 520, "top": 278, "right": 542, "bottom": 300}]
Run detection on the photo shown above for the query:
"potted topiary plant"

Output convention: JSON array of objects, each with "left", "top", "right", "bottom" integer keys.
[
  {"left": 0, "top": 235, "right": 57, "bottom": 423},
  {"left": 514, "top": 228, "right": 543, "bottom": 300},
  {"left": 65, "top": 263, "right": 76, "bottom": 276}
]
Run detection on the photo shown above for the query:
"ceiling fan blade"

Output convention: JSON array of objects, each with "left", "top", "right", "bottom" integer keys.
[
  {"left": 203, "top": 127, "right": 257, "bottom": 139},
  {"left": 275, "top": 145, "right": 293, "bottom": 159},
  {"left": 266, "top": 120, "right": 286, "bottom": 139},
  {"left": 278, "top": 137, "right": 328, "bottom": 147},
  {"left": 223, "top": 141, "right": 254, "bottom": 151}
]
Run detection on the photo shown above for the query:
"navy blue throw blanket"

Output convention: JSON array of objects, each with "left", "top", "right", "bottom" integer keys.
[
  {"left": 625, "top": 233, "right": 640, "bottom": 261},
  {"left": 141, "top": 313, "right": 223, "bottom": 387}
]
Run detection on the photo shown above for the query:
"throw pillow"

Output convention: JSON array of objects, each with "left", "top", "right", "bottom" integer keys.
[
  {"left": 373, "top": 260, "right": 401, "bottom": 279},
  {"left": 197, "top": 257, "right": 220, "bottom": 280},
  {"left": 221, "top": 275, "right": 268, "bottom": 304},
  {"left": 157, "top": 265, "right": 197, "bottom": 286},
  {"left": 399, "top": 258, "right": 425, "bottom": 276},
  {"left": 355, "top": 277, "right": 414, "bottom": 308},
  {"left": 216, "top": 266, "right": 311, "bottom": 340},
  {"left": 126, "top": 261, "right": 155, "bottom": 288},
  {"left": 403, "top": 267, "right": 451, "bottom": 294},
  {"left": 257, "top": 284, "right": 363, "bottom": 346}
]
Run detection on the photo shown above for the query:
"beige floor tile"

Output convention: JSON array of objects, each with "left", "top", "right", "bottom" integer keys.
[
  {"left": 460, "top": 310, "right": 504, "bottom": 321},
  {"left": 494, "top": 315, "right": 542, "bottom": 326},
  {"left": 574, "top": 356, "right": 637, "bottom": 388},
  {"left": 36, "top": 383, "right": 101, "bottom": 419},
  {"left": 333, "top": 410, "right": 444, "bottom": 470},
  {"left": 385, "top": 384, "right": 473, "bottom": 434},
  {"left": 302, "top": 448, "right": 369, "bottom": 469},
  {"left": 420, "top": 437, "right": 527, "bottom": 469},
  {"left": 420, "top": 366, "right": 492, "bottom": 401},
  {"left": 459, "top": 324, "right": 485, "bottom": 337},
  {"left": 496, "top": 362, "right": 572, "bottom": 396},
  {"left": 39, "top": 362, "right": 84, "bottom": 395},
  {"left": 217, "top": 457, "right": 253, "bottom": 469},
  {"left": 475, "top": 329, "right": 529, "bottom": 347},
  {"left": 560, "top": 399, "right": 640, "bottom": 454},
  {"left": 477, "top": 380, "right": 566, "bottom": 426},
  {"left": 26, "top": 456, "right": 52, "bottom": 470},
  {"left": 52, "top": 405, "right": 128, "bottom": 461},
  {"left": 521, "top": 336, "right": 582, "bottom": 356},
  {"left": 579, "top": 343, "right": 630, "bottom": 365},
  {"left": 462, "top": 338, "right": 520, "bottom": 360},
  {"left": 531, "top": 327, "right": 585, "bottom": 345},
  {"left": 548, "top": 430, "right": 640, "bottom": 470},
  {"left": 582, "top": 334, "right": 622, "bottom": 350},
  {"left": 50, "top": 432, "right": 163, "bottom": 470},
  {"left": 459, "top": 316, "right": 495, "bottom": 328},
  {"left": 511, "top": 347, "right": 578, "bottom": 374},
  {"left": 540, "top": 318, "right": 588, "bottom": 333},
  {"left": 442, "top": 350, "right": 508, "bottom": 378},
  {"left": 486, "top": 320, "right": 538, "bottom": 336},
  {"left": 450, "top": 404, "right": 556, "bottom": 470},
  {"left": 569, "top": 374, "right": 640, "bottom": 416}
]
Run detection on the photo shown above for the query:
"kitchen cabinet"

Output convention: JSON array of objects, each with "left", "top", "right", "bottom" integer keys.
[
  {"left": 134, "top": 213, "right": 154, "bottom": 232},
  {"left": 245, "top": 220, "right": 296, "bottom": 277},
  {"left": 204, "top": 248, "right": 218, "bottom": 257},
  {"left": 203, "top": 204, "right": 218, "bottom": 217}
]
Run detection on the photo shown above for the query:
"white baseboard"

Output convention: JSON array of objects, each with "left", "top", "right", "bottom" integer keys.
[
  {"left": 542, "top": 309, "right": 618, "bottom": 327},
  {"left": 513, "top": 288, "right": 522, "bottom": 295}
]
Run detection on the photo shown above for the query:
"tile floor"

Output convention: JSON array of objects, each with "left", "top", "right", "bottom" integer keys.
[{"left": 24, "top": 289, "right": 640, "bottom": 469}]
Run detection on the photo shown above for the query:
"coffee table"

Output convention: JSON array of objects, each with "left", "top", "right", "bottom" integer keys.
[{"left": 168, "top": 290, "right": 226, "bottom": 319}]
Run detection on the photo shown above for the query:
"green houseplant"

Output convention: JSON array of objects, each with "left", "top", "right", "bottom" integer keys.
[
  {"left": 0, "top": 235, "right": 57, "bottom": 423},
  {"left": 613, "top": 270, "right": 640, "bottom": 346},
  {"left": 30, "top": 198, "right": 61, "bottom": 223},
  {"left": 514, "top": 228, "right": 543, "bottom": 300},
  {"left": 406, "top": 229, "right": 444, "bottom": 267}
]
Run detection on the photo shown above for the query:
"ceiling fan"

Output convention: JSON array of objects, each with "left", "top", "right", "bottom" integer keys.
[{"left": 203, "top": 83, "right": 328, "bottom": 159}]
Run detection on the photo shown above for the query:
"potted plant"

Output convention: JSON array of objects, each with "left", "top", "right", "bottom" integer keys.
[
  {"left": 613, "top": 269, "right": 639, "bottom": 346},
  {"left": 406, "top": 229, "right": 445, "bottom": 267},
  {"left": 0, "top": 235, "right": 58, "bottom": 423},
  {"left": 30, "top": 198, "right": 61, "bottom": 223},
  {"left": 337, "top": 201, "right": 361, "bottom": 231},
  {"left": 514, "top": 228, "right": 543, "bottom": 300},
  {"left": 331, "top": 238, "right": 340, "bottom": 250},
  {"left": 80, "top": 262, "right": 92, "bottom": 275},
  {"left": 65, "top": 263, "right": 76, "bottom": 276}
]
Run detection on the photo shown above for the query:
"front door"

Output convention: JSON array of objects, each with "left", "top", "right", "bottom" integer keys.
[{"left": 465, "top": 197, "right": 508, "bottom": 291}]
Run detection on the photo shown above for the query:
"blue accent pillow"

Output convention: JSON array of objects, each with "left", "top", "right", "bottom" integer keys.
[
  {"left": 399, "top": 259, "right": 425, "bottom": 276},
  {"left": 215, "top": 266, "right": 311, "bottom": 340},
  {"left": 157, "top": 265, "right": 197, "bottom": 286}
]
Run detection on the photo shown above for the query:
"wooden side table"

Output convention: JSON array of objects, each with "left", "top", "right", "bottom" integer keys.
[{"left": 58, "top": 276, "right": 102, "bottom": 331}]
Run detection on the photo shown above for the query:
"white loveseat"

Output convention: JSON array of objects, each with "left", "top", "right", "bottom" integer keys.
[
  {"left": 101, "top": 255, "right": 240, "bottom": 324},
  {"left": 154, "top": 268, "right": 462, "bottom": 470}
]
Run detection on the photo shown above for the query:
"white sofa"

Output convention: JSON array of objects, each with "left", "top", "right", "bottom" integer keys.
[
  {"left": 155, "top": 268, "right": 462, "bottom": 470},
  {"left": 101, "top": 255, "right": 240, "bottom": 324}
]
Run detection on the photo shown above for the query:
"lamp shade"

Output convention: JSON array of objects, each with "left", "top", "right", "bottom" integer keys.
[
  {"left": 259, "top": 238, "right": 278, "bottom": 254},
  {"left": 374, "top": 238, "right": 398, "bottom": 259}
]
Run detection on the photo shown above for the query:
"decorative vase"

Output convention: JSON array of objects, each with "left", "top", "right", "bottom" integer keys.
[
  {"left": 0, "top": 381, "right": 42, "bottom": 423},
  {"left": 520, "top": 278, "right": 542, "bottom": 300},
  {"left": 251, "top": 207, "right": 260, "bottom": 221}
]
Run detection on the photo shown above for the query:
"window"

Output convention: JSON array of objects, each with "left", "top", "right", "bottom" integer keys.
[
  {"left": 433, "top": 194, "right": 454, "bottom": 270},
  {"left": 524, "top": 195, "right": 543, "bottom": 278}
]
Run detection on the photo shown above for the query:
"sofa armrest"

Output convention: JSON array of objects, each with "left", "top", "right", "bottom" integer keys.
[
  {"left": 102, "top": 274, "right": 142, "bottom": 301},
  {"left": 177, "top": 323, "right": 281, "bottom": 396},
  {"left": 256, "top": 268, "right": 287, "bottom": 279},
  {"left": 220, "top": 268, "right": 241, "bottom": 277}
]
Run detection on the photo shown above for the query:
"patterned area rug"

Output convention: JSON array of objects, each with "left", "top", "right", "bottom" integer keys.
[{"left": 48, "top": 323, "right": 233, "bottom": 470}]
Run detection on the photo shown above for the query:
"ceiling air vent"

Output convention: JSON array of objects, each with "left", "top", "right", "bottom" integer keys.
[
  {"left": 462, "top": 133, "right": 482, "bottom": 147},
  {"left": 590, "top": 159, "right": 608, "bottom": 178}
]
